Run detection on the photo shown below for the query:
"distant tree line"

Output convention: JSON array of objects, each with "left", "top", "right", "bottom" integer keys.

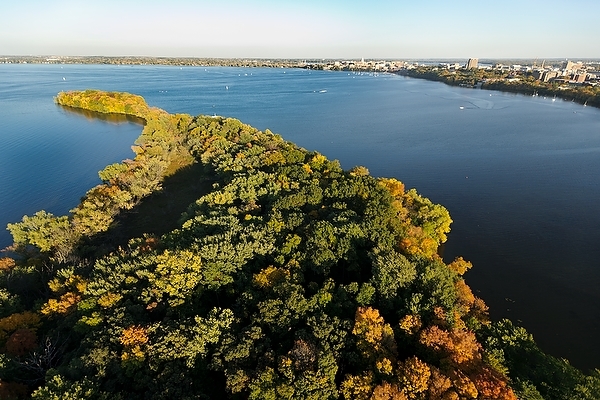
[{"left": 1, "top": 56, "right": 312, "bottom": 68}]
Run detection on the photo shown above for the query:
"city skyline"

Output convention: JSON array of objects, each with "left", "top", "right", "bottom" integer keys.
[{"left": 2, "top": 0, "right": 598, "bottom": 59}]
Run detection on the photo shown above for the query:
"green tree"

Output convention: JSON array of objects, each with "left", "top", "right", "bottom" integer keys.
[{"left": 7, "top": 211, "right": 76, "bottom": 263}]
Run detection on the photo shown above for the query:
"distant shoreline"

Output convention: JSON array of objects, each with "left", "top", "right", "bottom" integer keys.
[
  {"left": 397, "top": 68, "right": 600, "bottom": 109},
  {"left": 4, "top": 55, "right": 599, "bottom": 69}
]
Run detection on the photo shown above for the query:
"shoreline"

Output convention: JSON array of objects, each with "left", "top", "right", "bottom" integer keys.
[{"left": 397, "top": 68, "right": 600, "bottom": 109}]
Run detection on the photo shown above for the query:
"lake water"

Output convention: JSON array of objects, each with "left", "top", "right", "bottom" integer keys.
[{"left": 1, "top": 64, "right": 600, "bottom": 370}]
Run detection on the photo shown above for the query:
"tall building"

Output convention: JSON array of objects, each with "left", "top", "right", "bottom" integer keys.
[
  {"left": 575, "top": 73, "right": 587, "bottom": 83},
  {"left": 466, "top": 58, "right": 478, "bottom": 69},
  {"left": 563, "top": 60, "right": 583, "bottom": 73}
]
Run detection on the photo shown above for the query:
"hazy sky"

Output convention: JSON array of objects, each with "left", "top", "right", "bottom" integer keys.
[{"left": 2, "top": 0, "right": 598, "bottom": 59}]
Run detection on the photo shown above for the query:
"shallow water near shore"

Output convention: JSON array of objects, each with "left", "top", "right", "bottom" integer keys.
[{"left": 1, "top": 64, "right": 600, "bottom": 370}]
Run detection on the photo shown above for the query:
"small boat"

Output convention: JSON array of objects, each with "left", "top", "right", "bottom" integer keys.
[
  {"left": 319, "top": 89, "right": 327, "bottom": 93},
  {"left": 459, "top": 106, "right": 464, "bottom": 110}
]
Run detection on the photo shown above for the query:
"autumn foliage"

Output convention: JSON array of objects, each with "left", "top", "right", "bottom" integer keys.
[
  {"left": 5, "top": 328, "right": 37, "bottom": 356},
  {"left": 0, "top": 258, "right": 15, "bottom": 271},
  {"left": 343, "top": 305, "right": 516, "bottom": 400}
]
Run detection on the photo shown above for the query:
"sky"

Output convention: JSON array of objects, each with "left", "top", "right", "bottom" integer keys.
[{"left": 1, "top": 0, "right": 599, "bottom": 59}]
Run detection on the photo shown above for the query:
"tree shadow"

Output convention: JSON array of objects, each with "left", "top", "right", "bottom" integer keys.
[
  {"left": 80, "top": 162, "right": 216, "bottom": 258},
  {"left": 58, "top": 104, "right": 146, "bottom": 125}
]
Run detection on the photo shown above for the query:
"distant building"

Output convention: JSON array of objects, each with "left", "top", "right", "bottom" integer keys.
[
  {"left": 564, "top": 60, "right": 576, "bottom": 71},
  {"left": 533, "top": 70, "right": 559, "bottom": 82},
  {"left": 543, "top": 71, "right": 560, "bottom": 82},
  {"left": 466, "top": 58, "right": 478, "bottom": 69},
  {"left": 574, "top": 73, "right": 587, "bottom": 83},
  {"left": 563, "top": 60, "right": 583, "bottom": 73},
  {"left": 441, "top": 62, "right": 461, "bottom": 70}
]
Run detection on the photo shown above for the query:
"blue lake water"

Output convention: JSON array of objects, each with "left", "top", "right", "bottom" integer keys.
[{"left": 1, "top": 64, "right": 600, "bottom": 370}]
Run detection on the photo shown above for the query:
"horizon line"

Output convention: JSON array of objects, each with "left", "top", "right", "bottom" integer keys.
[{"left": 2, "top": 55, "right": 600, "bottom": 61}]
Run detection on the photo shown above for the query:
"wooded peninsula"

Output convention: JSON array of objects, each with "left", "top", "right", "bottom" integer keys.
[{"left": 0, "top": 90, "right": 598, "bottom": 399}]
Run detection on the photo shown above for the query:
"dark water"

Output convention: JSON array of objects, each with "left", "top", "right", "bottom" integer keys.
[{"left": 1, "top": 64, "right": 600, "bottom": 370}]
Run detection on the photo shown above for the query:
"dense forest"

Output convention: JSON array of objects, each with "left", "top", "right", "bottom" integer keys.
[{"left": 1, "top": 90, "right": 599, "bottom": 399}]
